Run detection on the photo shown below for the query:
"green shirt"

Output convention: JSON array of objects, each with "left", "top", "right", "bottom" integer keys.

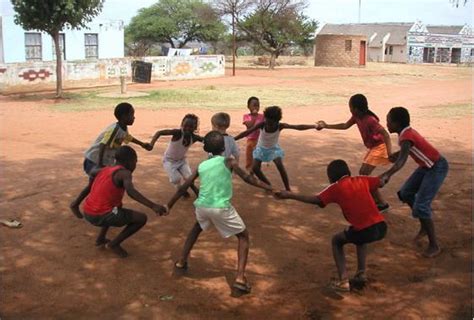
[{"left": 194, "top": 156, "right": 232, "bottom": 208}]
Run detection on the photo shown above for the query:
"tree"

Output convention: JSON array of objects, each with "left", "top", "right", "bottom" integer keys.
[
  {"left": 12, "top": 0, "right": 103, "bottom": 98},
  {"left": 126, "top": 0, "right": 226, "bottom": 55},
  {"left": 237, "top": 0, "right": 317, "bottom": 69}
]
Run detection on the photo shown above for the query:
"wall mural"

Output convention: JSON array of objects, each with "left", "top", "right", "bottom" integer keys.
[{"left": 18, "top": 69, "right": 52, "bottom": 81}]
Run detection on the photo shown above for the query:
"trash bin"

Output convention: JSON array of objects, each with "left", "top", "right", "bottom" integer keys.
[{"left": 132, "top": 61, "right": 152, "bottom": 83}]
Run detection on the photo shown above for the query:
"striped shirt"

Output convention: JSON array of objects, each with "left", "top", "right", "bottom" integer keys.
[{"left": 399, "top": 127, "right": 440, "bottom": 168}]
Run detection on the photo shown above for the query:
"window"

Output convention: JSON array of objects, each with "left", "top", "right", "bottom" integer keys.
[
  {"left": 84, "top": 33, "right": 98, "bottom": 59},
  {"left": 345, "top": 40, "right": 352, "bottom": 52},
  {"left": 389, "top": 46, "right": 393, "bottom": 55},
  {"left": 471, "top": 48, "right": 474, "bottom": 56},
  {"left": 52, "top": 33, "right": 66, "bottom": 60},
  {"left": 25, "top": 33, "right": 42, "bottom": 61},
  {"left": 409, "top": 46, "right": 412, "bottom": 55}
]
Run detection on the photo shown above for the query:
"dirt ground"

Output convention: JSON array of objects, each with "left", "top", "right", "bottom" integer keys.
[{"left": 0, "top": 66, "right": 472, "bottom": 319}]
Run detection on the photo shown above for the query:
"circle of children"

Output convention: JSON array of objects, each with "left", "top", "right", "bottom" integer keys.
[{"left": 70, "top": 94, "right": 448, "bottom": 294}]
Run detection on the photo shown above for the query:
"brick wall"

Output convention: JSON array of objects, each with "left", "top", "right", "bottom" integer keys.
[{"left": 314, "top": 34, "right": 367, "bottom": 67}]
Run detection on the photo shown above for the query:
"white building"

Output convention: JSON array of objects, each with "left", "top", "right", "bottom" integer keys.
[{"left": 0, "top": 15, "right": 124, "bottom": 64}]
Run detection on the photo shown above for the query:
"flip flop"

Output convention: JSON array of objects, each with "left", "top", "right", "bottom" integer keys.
[
  {"left": 328, "top": 279, "right": 350, "bottom": 292},
  {"left": 422, "top": 247, "right": 442, "bottom": 258},
  {"left": 0, "top": 219, "right": 23, "bottom": 229},
  {"left": 232, "top": 281, "right": 252, "bottom": 294}
]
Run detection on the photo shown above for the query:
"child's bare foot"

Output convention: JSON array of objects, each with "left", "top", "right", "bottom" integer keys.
[
  {"left": 95, "top": 238, "right": 110, "bottom": 247},
  {"left": 70, "top": 203, "right": 83, "bottom": 219},
  {"left": 422, "top": 246, "right": 441, "bottom": 258},
  {"left": 106, "top": 243, "right": 128, "bottom": 258}
]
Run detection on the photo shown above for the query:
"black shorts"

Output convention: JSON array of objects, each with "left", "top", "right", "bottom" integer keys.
[
  {"left": 84, "top": 207, "right": 134, "bottom": 227},
  {"left": 345, "top": 221, "right": 387, "bottom": 245}
]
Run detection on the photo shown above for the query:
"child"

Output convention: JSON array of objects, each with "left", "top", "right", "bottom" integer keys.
[
  {"left": 317, "top": 94, "right": 392, "bottom": 212},
  {"left": 165, "top": 131, "right": 272, "bottom": 294},
  {"left": 242, "top": 97, "right": 264, "bottom": 171},
  {"left": 70, "top": 102, "right": 151, "bottom": 212},
  {"left": 275, "top": 159, "right": 387, "bottom": 292},
  {"left": 150, "top": 114, "right": 203, "bottom": 197},
  {"left": 211, "top": 112, "right": 240, "bottom": 163},
  {"left": 381, "top": 107, "right": 448, "bottom": 258},
  {"left": 235, "top": 106, "right": 318, "bottom": 191},
  {"left": 70, "top": 146, "right": 167, "bottom": 258}
]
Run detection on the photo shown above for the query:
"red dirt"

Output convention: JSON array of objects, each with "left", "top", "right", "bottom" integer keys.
[{"left": 0, "top": 67, "right": 472, "bottom": 319}]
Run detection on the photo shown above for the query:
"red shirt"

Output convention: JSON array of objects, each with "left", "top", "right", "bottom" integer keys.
[
  {"left": 242, "top": 113, "right": 264, "bottom": 140},
  {"left": 399, "top": 127, "right": 440, "bottom": 168},
  {"left": 350, "top": 115, "right": 385, "bottom": 149},
  {"left": 83, "top": 165, "right": 125, "bottom": 215},
  {"left": 317, "top": 176, "right": 384, "bottom": 231}
]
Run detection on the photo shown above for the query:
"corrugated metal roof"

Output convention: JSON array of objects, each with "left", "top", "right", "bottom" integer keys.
[
  {"left": 319, "top": 23, "right": 412, "bottom": 47},
  {"left": 426, "top": 25, "right": 463, "bottom": 34}
]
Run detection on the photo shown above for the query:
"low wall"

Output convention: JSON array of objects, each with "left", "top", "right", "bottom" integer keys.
[{"left": 0, "top": 55, "right": 225, "bottom": 93}]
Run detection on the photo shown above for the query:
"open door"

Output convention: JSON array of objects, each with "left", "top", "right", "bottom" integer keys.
[{"left": 359, "top": 41, "right": 366, "bottom": 65}]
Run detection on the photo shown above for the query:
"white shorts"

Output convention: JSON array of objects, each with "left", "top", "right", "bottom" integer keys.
[
  {"left": 195, "top": 206, "right": 246, "bottom": 238},
  {"left": 163, "top": 159, "right": 192, "bottom": 186}
]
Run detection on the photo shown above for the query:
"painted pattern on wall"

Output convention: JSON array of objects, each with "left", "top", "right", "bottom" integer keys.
[{"left": 18, "top": 69, "right": 52, "bottom": 81}]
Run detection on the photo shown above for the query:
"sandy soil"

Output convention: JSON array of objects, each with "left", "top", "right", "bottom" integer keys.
[{"left": 0, "top": 66, "right": 472, "bottom": 319}]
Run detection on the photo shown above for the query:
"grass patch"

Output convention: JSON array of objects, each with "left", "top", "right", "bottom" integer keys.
[
  {"left": 48, "top": 86, "right": 346, "bottom": 112},
  {"left": 419, "top": 103, "right": 472, "bottom": 119}
]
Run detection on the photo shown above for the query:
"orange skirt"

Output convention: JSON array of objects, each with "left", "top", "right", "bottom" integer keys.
[{"left": 363, "top": 143, "right": 390, "bottom": 166}]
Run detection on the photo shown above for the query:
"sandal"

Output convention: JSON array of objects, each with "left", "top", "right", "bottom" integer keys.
[
  {"left": 352, "top": 270, "right": 368, "bottom": 283},
  {"left": 329, "top": 278, "right": 350, "bottom": 292},
  {"left": 0, "top": 219, "right": 23, "bottom": 229},
  {"left": 173, "top": 261, "right": 188, "bottom": 276},
  {"left": 232, "top": 280, "right": 252, "bottom": 294}
]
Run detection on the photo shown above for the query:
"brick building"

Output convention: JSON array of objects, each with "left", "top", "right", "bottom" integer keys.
[{"left": 314, "top": 34, "right": 367, "bottom": 67}]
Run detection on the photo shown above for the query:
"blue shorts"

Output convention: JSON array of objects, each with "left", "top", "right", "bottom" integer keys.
[
  {"left": 397, "top": 156, "right": 448, "bottom": 219},
  {"left": 253, "top": 145, "right": 284, "bottom": 162}
]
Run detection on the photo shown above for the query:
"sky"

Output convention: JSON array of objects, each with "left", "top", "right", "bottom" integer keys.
[{"left": 1, "top": 0, "right": 472, "bottom": 26}]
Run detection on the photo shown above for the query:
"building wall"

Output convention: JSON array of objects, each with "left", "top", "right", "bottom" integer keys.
[
  {"left": 0, "top": 55, "right": 225, "bottom": 92},
  {"left": 314, "top": 34, "right": 367, "bottom": 67},
  {"left": 0, "top": 17, "right": 3, "bottom": 63},
  {"left": 1, "top": 16, "right": 124, "bottom": 63},
  {"left": 384, "top": 45, "right": 406, "bottom": 62}
]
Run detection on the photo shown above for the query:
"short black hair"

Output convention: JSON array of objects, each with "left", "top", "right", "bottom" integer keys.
[
  {"left": 327, "top": 159, "right": 351, "bottom": 183},
  {"left": 388, "top": 107, "right": 410, "bottom": 128},
  {"left": 114, "top": 102, "right": 134, "bottom": 120},
  {"left": 115, "top": 145, "right": 137, "bottom": 164},
  {"left": 211, "top": 112, "right": 230, "bottom": 129},
  {"left": 263, "top": 106, "right": 282, "bottom": 121},
  {"left": 247, "top": 96, "right": 259, "bottom": 106},
  {"left": 182, "top": 113, "right": 199, "bottom": 128},
  {"left": 203, "top": 131, "right": 225, "bottom": 155}
]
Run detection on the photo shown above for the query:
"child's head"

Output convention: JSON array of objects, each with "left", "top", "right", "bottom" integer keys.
[
  {"left": 348, "top": 94, "right": 378, "bottom": 120},
  {"left": 263, "top": 106, "right": 282, "bottom": 124},
  {"left": 203, "top": 130, "right": 225, "bottom": 155},
  {"left": 114, "top": 102, "right": 135, "bottom": 125},
  {"left": 247, "top": 96, "right": 260, "bottom": 114},
  {"left": 181, "top": 114, "right": 199, "bottom": 134},
  {"left": 387, "top": 107, "right": 410, "bottom": 133},
  {"left": 211, "top": 112, "right": 231, "bottom": 132},
  {"left": 327, "top": 159, "right": 351, "bottom": 183},
  {"left": 115, "top": 145, "right": 138, "bottom": 172}
]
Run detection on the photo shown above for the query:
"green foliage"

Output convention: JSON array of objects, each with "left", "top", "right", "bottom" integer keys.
[
  {"left": 237, "top": 0, "right": 317, "bottom": 68},
  {"left": 12, "top": 0, "right": 103, "bottom": 34},
  {"left": 125, "top": 0, "right": 226, "bottom": 54}
]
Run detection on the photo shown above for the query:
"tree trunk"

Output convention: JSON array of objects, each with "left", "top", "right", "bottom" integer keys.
[
  {"left": 269, "top": 52, "right": 276, "bottom": 69},
  {"left": 52, "top": 31, "right": 63, "bottom": 98}
]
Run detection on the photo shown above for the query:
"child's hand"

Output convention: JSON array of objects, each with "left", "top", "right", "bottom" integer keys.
[
  {"left": 274, "top": 190, "right": 290, "bottom": 199},
  {"left": 379, "top": 173, "right": 390, "bottom": 187},
  {"left": 143, "top": 143, "right": 153, "bottom": 151},
  {"left": 388, "top": 153, "right": 398, "bottom": 163},
  {"left": 153, "top": 204, "right": 168, "bottom": 216},
  {"left": 316, "top": 121, "right": 326, "bottom": 130}
]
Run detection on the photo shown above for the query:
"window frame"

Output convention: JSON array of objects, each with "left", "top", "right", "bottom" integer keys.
[
  {"left": 84, "top": 33, "right": 99, "bottom": 59},
  {"left": 25, "top": 32, "right": 42, "bottom": 61}
]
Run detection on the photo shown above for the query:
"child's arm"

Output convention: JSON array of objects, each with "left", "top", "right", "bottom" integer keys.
[
  {"left": 280, "top": 123, "right": 318, "bottom": 131},
  {"left": 192, "top": 133, "right": 204, "bottom": 143},
  {"left": 97, "top": 143, "right": 107, "bottom": 167},
  {"left": 69, "top": 167, "right": 103, "bottom": 218},
  {"left": 131, "top": 137, "right": 153, "bottom": 151},
  {"left": 380, "top": 140, "right": 412, "bottom": 185},
  {"left": 226, "top": 158, "right": 272, "bottom": 190},
  {"left": 243, "top": 115, "right": 258, "bottom": 129},
  {"left": 150, "top": 129, "right": 180, "bottom": 147},
  {"left": 167, "top": 170, "right": 200, "bottom": 211},
  {"left": 234, "top": 122, "right": 264, "bottom": 141},
  {"left": 378, "top": 127, "right": 392, "bottom": 156},
  {"left": 318, "top": 118, "right": 355, "bottom": 130},
  {"left": 274, "top": 190, "right": 324, "bottom": 207},
  {"left": 117, "top": 170, "right": 167, "bottom": 216}
]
